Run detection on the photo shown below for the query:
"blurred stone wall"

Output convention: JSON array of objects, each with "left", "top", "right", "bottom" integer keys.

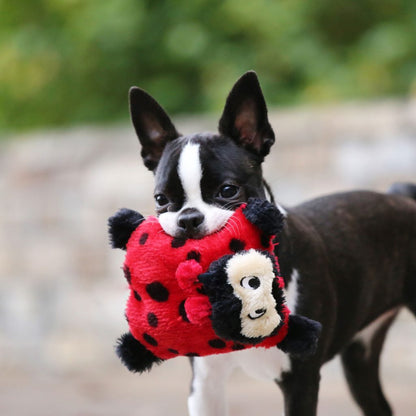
[{"left": 1, "top": 99, "right": 415, "bottom": 374}]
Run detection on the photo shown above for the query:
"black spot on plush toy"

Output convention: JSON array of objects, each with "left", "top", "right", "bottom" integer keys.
[{"left": 109, "top": 199, "right": 321, "bottom": 373}]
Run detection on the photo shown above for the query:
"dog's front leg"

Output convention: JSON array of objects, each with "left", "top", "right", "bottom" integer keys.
[
  {"left": 188, "top": 355, "right": 234, "bottom": 416},
  {"left": 278, "top": 360, "right": 321, "bottom": 416}
]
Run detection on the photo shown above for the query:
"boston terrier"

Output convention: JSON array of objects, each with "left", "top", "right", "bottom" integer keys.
[{"left": 127, "top": 71, "right": 416, "bottom": 416}]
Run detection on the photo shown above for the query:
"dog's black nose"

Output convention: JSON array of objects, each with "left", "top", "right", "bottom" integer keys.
[{"left": 177, "top": 208, "right": 204, "bottom": 237}]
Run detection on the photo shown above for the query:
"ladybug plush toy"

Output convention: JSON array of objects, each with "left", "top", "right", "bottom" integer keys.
[{"left": 109, "top": 199, "right": 321, "bottom": 373}]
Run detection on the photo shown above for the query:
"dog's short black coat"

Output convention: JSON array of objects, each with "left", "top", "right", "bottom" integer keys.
[{"left": 125, "top": 71, "right": 416, "bottom": 416}]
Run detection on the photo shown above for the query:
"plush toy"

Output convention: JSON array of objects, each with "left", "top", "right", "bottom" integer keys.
[{"left": 109, "top": 199, "right": 321, "bottom": 373}]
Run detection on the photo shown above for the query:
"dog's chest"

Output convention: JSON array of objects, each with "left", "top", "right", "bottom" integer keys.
[{"left": 232, "top": 346, "right": 291, "bottom": 382}]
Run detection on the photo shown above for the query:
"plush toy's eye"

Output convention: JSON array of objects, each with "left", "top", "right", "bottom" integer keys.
[
  {"left": 218, "top": 184, "right": 239, "bottom": 199},
  {"left": 240, "top": 276, "right": 261, "bottom": 290},
  {"left": 155, "top": 194, "right": 169, "bottom": 207}
]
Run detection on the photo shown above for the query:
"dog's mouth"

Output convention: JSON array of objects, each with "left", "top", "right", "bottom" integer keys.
[
  {"left": 248, "top": 308, "right": 267, "bottom": 320},
  {"left": 174, "top": 228, "right": 207, "bottom": 240},
  {"left": 158, "top": 204, "right": 234, "bottom": 240},
  {"left": 172, "top": 216, "right": 231, "bottom": 240}
]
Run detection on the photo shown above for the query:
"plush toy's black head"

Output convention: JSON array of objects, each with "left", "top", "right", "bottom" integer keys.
[{"left": 199, "top": 249, "right": 287, "bottom": 344}]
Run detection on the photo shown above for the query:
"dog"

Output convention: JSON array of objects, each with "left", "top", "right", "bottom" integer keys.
[{"left": 127, "top": 71, "right": 416, "bottom": 416}]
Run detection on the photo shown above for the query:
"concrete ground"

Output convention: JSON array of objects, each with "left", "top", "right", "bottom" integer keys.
[{"left": 1, "top": 309, "right": 415, "bottom": 416}]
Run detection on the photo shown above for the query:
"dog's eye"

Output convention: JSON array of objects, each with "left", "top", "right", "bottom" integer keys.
[
  {"left": 240, "top": 276, "right": 261, "bottom": 290},
  {"left": 155, "top": 194, "right": 169, "bottom": 207},
  {"left": 218, "top": 184, "right": 239, "bottom": 199}
]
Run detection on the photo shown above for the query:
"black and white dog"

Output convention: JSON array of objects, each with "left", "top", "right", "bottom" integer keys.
[{"left": 127, "top": 71, "right": 416, "bottom": 416}]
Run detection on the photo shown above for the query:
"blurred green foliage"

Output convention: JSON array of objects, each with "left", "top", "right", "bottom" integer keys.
[{"left": 1, "top": 0, "right": 415, "bottom": 132}]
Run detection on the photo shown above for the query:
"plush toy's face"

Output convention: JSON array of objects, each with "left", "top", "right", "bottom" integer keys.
[{"left": 225, "top": 249, "right": 281, "bottom": 339}]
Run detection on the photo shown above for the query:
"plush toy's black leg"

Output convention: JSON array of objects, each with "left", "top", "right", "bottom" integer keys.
[
  {"left": 278, "top": 315, "right": 322, "bottom": 357},
  {"left": 242, "top": 198, "right": 284, "bottom": 237},
  {"left": 116, "top": 332, "right": 163, "bottom": 373},
  {"left": 108, "top": 208, "right": 144, "bottom": 250}
]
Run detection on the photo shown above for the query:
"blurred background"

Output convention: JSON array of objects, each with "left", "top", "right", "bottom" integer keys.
[{"left": 1, "top": 1, "right": 416, "bottom": 415}]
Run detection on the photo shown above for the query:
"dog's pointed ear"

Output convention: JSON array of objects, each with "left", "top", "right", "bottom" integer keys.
[
  {"left": 129, "top": 87, "right": 180, "bottom": 171},
  {"left": 218, "top": 71, "right": 275, "bottom": 160}
]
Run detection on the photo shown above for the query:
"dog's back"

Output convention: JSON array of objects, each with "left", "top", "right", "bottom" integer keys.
[{"left": 280, "top": 187, "right": 416, "bottom": 361}]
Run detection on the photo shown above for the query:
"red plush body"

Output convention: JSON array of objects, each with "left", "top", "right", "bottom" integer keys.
[{"left": 122, "top": 204, "right": 290, "bottom": 359}]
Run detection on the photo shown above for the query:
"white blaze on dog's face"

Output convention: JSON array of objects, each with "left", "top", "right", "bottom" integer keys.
[
  {"left": 226, "top": 249, "right": 281, "bottom": 339},
  {"left": 157, "top": 142, "right": 234, "bottom": 237}
]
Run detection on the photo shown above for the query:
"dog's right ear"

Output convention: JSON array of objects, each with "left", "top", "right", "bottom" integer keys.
[
  {"left": 129, "top": 87, "right": 180, "bottom": 171},
  {"left": 218, "top": 71, "right": 275, "bottom": 160}
]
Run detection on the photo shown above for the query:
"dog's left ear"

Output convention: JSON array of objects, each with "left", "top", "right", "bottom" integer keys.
[{"left": 218, "top": 71, "right": 275, "bottom": 159}]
